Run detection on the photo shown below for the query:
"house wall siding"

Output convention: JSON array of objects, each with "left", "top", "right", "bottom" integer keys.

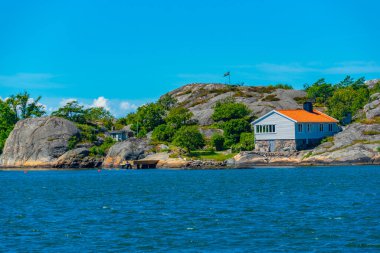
[
  {"left": 295, "top": 123, "right": 339, "bottom": 139},
  {"left": 253, "top": 112, "right": 295, "bottom": 140}
]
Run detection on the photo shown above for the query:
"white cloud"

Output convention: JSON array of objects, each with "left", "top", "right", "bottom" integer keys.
[
  {"left": 0, "top": 73, "right": 62, "bottom": 89},
  {"left": 120, "top": 101, "right": 138, "bottom": 111},
  {"left": 92, "top": 96, "right": 110, "bottom": 110},
  {"left": 59, "top": 98, "right": 77, "bottom": 107}
]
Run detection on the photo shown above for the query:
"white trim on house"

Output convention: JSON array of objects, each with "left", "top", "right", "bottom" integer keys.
[{"left": 251, "top": 110, "right": 297, "bottom": 125}]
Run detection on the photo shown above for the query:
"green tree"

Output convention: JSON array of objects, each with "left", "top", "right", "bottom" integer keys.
[
  {"left": 165, "top": 107, "right": 194, "bottom": 129},
  {"left": 327, "top": 87, "right": 369, "bottom": 121},
  {"left": 152, "top": 124, "right": 176, "bottom": 142},
  {"left": 6, "top": 91, "right": 46, "bottom": 121},
  {"left": 173, "top": 126, "right": 205, "bottom": 153},
  {"left": 304, "top": 78, "right": 335, "bottom": 105},
  {"left": 158, "top": 94, "right": 177, "bottom": 110},
  {"left": 51, "top": 101, "right": 87, "bottom": 123},
  {"left": 132, "top": 103, "right": 165, "bottom": 134},
  {"left": 0, "top": 100, "right": 17, "bottom": 153},
  {"left": 84, "top": 107, "right": 114, "bottom": 130},
  {"left": 211, "top": 134, "right": 225, "bottom": 151},
  {"left": 351, "top": 77, "right": 366, "bottom": 90},
  {"left": 222, "top": 118, "right": 251, "bottom": 146},
  {"left": 336, "top": 75, "right": 355, "bottom": 89},
  {"left": 212, "top": 99, "right": 251, "bottom": 122}
]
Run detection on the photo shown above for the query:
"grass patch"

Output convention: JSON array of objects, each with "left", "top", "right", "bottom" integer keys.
[
  {"left": 186, "top": 150, "right": 237, "bottom": 161},
  {"left": 262, "top": 94, "right": 280, "bottom": 102},
  {"left": 321, "top": 136, "right": 334, "bottom": 143},
  {"left": 176, "top": 89, "right": 192, "bottom": 96},
  {"left": 363, "top": 130, "right": 380, "bottom": 135},
  {"left": 303, "top": 151, "right": 313, "bottom": 159},
  {"left": 233, "top": 90, "right": 254, "bottom": 98},
  {"left": 247, "top": 86, "right": 276, "bottom": 94},
  {"left": 352, "top": 140, "right": 380, "bottom": 145},
  {"left": 313, "top": 139, "right": 380, "bottom": 156},
  {"left": 361, "top": 117, "right": 380, "bottom": 124}
]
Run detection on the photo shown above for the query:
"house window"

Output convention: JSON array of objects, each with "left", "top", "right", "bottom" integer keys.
[
  {"left": 307, "top": 124, "right": 311, "bottom": 132},
  {"left": 256, "top": 124, "right": 276, "bottom": 133},
  {"left": 328, "top": 124, "right": 333, "bottom": 132},
  {"left": 320, "top": 124, "right": 324, "bottom": 132},
  {"left": 298, "top": 124, "right": 303, "bottom": 132}
]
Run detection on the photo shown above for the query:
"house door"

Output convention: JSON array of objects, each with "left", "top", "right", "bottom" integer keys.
[{"left": 269, "top": 140, "right": 275, "bottom": 152}]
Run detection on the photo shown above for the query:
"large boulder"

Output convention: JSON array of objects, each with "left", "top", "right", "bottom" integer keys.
[
  {"left": 54, "top": 148, "right": 102, "bottom": 168},
  {"left": 0, "top": 117, "right": 79, "bottom": 167},
  {"left": 302, "top": 123, "right": 380, "bottom": 165},
  {"left": 103, "top": 138, "right": 152, "bottom": 167},
  {"left": 365, "top": 79, "right": 380, "bottom": 89},
  {"left": 364, "top": 93, "right": 380, "bottom": 119}
]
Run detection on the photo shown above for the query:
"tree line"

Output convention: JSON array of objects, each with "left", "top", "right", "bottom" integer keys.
[{"left": 304, "top": 76, "right": 380, "bottom": 122}]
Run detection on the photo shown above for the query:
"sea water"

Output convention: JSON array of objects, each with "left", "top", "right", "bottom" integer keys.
[{"left": 0, "top": 166, "right": 379, "bottom": 252}]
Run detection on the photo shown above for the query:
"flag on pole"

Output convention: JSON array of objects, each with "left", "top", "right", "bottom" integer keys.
[{"left": 223, "top": 71, "right": 230, "bottom": 77}]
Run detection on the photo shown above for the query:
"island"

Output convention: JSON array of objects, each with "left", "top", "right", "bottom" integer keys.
[{"left": 0, "top": 77, "right": 379, "bottom": 169}]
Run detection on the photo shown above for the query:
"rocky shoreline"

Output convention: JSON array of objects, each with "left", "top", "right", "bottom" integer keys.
[{"left": 1, "top": 87, "right": 379, "bottom": 170}]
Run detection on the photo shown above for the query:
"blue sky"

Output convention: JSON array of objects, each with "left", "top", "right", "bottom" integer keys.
[{"left": 0, "top": 0, "right": 379, "bottom": 116}]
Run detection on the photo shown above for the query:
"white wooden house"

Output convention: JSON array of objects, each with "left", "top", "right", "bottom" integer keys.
[{"left": 251, "top": 102, "right": 339, "bottom": 152}]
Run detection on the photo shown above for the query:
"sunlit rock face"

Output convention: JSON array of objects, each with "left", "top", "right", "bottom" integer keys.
[{"left": 0, "top": 117, "right": 79, "bottom": 167}]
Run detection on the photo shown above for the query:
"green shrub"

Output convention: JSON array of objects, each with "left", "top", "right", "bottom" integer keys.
[
  {"left": 136, "top": 127, "right": 148, "bottom": 138},
  {"left": 303, "top": 152, "right": 313, "bottom": 159},
  {"left": 230, "top": 143, "right": 242, "bottom": 153},
  {"left": 152, "top": 124, "right": 176, "bottom": 142},
  {"left": 222, "top": 118, "right": 252, "bottom": 145},
  {"left": 67, "top": 135, "right": 80, "bottom": 150},
  {"left": 165, "top": 107, "right": 194, "bottom": 129},
  {"left": 212, "top": 99, "right": 251, "bottom": 122},
  {"left": 321, "top": 136, "right": 334, "bottom": 143},
  {"left": 239, "top": 132, "right": 255, "bottom": 151},
  {"left": 89, "top": 137, "right": 115, "bottom": 156},
  {"left": 173, "top": 126, "right": 205, "bottom": 153},
  {"left": 211, "top": 134, "right": 225, "bottom": 151},
  {"left": 272, "top": 84, "right": 293, "bottom": 90},
  {"left": 76, "top": 123, "right": 98, "bottom": 142}
]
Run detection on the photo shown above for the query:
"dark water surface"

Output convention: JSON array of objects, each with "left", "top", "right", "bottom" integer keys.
[{"left": 1, "top": 166, "right": 379, "bottom": 252}]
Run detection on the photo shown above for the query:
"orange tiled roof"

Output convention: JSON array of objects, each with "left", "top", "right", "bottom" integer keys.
[{"left": 277, "top": 109, "right": 338, "bottom": 123}]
